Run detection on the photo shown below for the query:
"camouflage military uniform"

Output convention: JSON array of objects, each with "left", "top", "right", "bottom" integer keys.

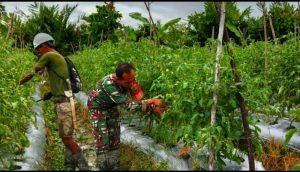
[{"left": 87, "top": 74, "right": 148, "bottom": 170}]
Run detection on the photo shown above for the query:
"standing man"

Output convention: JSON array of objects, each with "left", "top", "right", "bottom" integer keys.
[
  {"left": 87, "top": 62, "right": 166, "bottom": 170},
  {"left": 19, "top": 33, "right": 89, "bottom": 170}
]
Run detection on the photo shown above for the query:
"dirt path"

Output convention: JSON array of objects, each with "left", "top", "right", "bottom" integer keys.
[{"left": 74, "top": 105, "right": 98, "bottom": 171}]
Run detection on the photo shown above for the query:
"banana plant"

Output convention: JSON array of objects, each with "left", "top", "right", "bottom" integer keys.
[
  {"left": 225, "top": 4, "right": 251, "bottom": 47},
  {"left": 129, "top": 12, "right": 181, "bottom": 46}
]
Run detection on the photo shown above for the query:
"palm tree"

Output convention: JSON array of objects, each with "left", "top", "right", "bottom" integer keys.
[{"left": 22, "top": 2, "right": 78, "bottom": 54}]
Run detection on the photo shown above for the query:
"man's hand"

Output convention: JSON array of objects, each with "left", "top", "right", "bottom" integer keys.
[
  {"left": 153, "top": 106, "right": 165, "bottom": 114},
  {"left": 37, "top": 92, "right": 52, "bottom": 102},
  {"left": 19, "top": 73, "right": 34, "bottom": 85},
  {"left": 147, "top": 98, "right": 168, "bottom": 115},
  {"left": 146, "top": 98, "right": 162, "bottom": 106},
  {"left": 153, "top": 103, "right": 168, "bottom": 114}
]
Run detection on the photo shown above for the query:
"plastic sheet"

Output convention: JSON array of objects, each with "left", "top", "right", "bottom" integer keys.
[
  {"left": 257, "top": 117, "right": 300, "bottom": 153},
  {"left": 76, "top": 91, "right": 265, "bottom": 170},
  {"left": 16, "top": 84, "right": 46, "bottom": 170}
]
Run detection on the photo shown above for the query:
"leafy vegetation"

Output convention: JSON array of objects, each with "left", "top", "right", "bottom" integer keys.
[
  {"left": 2, "top": 2, "right": 300, "bottom": 53},
  {"left": 82, "top": 4, "right": 122, "bottom": 45},
  {"left": 68, "top": 37, "right": 299, "bottom": 169},
  {"left": 0, "top": 35, "right": 35, "bottom": 169},
  {"left": 1, "top": 1, "right": 300, "bottom": 170}
]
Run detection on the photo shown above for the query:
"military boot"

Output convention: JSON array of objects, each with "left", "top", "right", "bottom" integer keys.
[
  {"left": 96, "top": 153, "right": 110, "bottom": 171},
  {"left": 72, "top": 150, "right": 89, "bottom": 171},
  {"left": 108, "top": 149, "right": 120, "bottom": 171},
  {"left": 64, "top": 148, "right": 76, "bottom": 171}
]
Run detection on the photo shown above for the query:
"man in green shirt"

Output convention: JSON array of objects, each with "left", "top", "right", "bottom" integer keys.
[
  {"left": 19, "top": 33, "right": 89, "bottom": 170},
  {"left": 87, "top": 62, "right": 167, "bottom": 170}
]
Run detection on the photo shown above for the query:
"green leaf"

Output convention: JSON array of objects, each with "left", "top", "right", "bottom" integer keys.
[
  {"left": 234, "top": 130, "right": 242, "bottom": 137},
  {"left": 129, "top": 12, "right": 149, "bottom": 25},
  {"left": 226, "top": 22, "right": 242, "bottom": 39},
  {"left": 229, "top": 99, "right": 236, "bottom": 108},
  {"left": 284, "top": 128, "right": 296, "bottom": 147},
  {"left": 11, "top": 102, "right": 18, "bottom": 109},
  {"left": 278, "top": 86, "right": 284, "bottom": 95},
  {"left": 216, "top": 126, "right": 222, "bottom": 133},
  {"left": 191, "top": 113, "right": 200, "bottom": 125},
  {"left": 207, "top": 99, "right": 213, "bottom": 108},
  {"left": 290, "top": 163, "right": 300, "bottom": 170},
  {"left": 182, "top": 82, "right": 188, "bottom": 89},
  {"left": 159, "top": 18, "right": 181, "bottom": 34},
  {"left": 0, "top": 124, "right": 12, "bottom": 137},
  {"left": 20, "top": 134, "right": 30, "bottom": 148}
]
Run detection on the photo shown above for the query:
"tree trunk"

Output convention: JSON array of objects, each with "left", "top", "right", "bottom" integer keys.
[
  {"left": 124, "top": 29, "right": 128, "bottom": 47},
  {"left": 228, "top": 47, "right": 256, "bottom": 171},
  {"left": 298, "top": 2, "right": 300, "bottom": 38},
  {"left": 221, "top": 12, "right": 256, "bottom": 172},
  {"left": 259, "top": 32, "right": 263, "bottom": 41},
  {"left": 144, "top": 2, "right": 153, "bottom": 38},
  {"left": 209, "top": 2, "right": 226, "bottom": 171},
  {"left": 211, "top": 2, "right": 256, "bottom": 171},
  {"left": 262, "top": 1, "right": 268, "bottom": 71},
  {"left": 242, "top": 27, "right": 247, "bottom": 40},
  {"left": 14, "top": 35, "right": 17, "bottom": 47},
  {"left": 79, "top": 38, "right": 81, "bottom": 51},
  {"left": 144, "top": 1, "right": 160, "bottom": 46},
  {"left": 268, "top": 14, "right": 276, "bottom": 39},
  {"left": 22, "top": 34, "right": 25, "bottom": 49},
  {"left": 101, "top": 29, "right": 104, "bottom": 42},
  {"left": 211, "top": 26, "right": 215, "bottom": 39},
  {"left": 294, "top": 21, "right": 297, "bottom": 38},
  {"left": 237, "top": 26, "right": 246, "bottom": 47},
  {"left": 6, "top": 12, "right": 14, "bottom": 39},
  {"left": 70, "top": 43, "right": 75, "bottom": 54}
]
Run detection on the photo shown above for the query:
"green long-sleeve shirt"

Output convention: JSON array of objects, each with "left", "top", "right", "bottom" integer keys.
[{"left": 35, "top": 51, "right": 69, "bottom": 102}]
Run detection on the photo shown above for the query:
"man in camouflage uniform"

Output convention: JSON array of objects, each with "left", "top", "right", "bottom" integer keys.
[
  {"left": 19, "top": 33, "right": 89, "bottom": 170},
  {"left": 87, "top": 62, "right": 165, "bottom": 170}
]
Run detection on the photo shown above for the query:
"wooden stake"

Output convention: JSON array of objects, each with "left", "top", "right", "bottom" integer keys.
[{"left": 209, "top": 2, "right": 226, "bottom": 170}]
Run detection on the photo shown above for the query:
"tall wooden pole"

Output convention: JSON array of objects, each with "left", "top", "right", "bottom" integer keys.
[
  {"left": 221, "top": 6, "right": 256, "bottom": 172},
  {"left": 210, "top": 2, "right": 256, "bottom": 171},
  {"left": 209, "top": 2, "right": 226, "bottom": 170},
  {"left": 144, "top": 1, "right": 159, "bottom": 46},
  {"left": 262, "top": 1, "right": 268, "bottom": 72}
]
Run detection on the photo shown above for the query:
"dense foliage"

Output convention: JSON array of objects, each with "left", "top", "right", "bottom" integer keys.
[
  {"left": 1, "top": 1, "right": 300, "bottom": 170},
  {"left": 1, "top": 2, "right": 300, "bottom": 53},
  {"left": 69, "top": 38, "right": 299, "bottom": 169},
  {"left": 0, "top": 35, "right": 36, "bottom": 169}
]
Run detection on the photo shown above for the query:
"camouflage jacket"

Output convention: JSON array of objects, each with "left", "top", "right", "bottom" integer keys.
[{"left": 87, "top": 74, "right": 147, "bottom": 112}]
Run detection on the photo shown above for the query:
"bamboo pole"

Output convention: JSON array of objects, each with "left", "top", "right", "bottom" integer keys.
[
  {"left": 262, "top": 1, "right": 268, "bottom": 71},
  {"left": 144, "top": 1, "right": 160, "bottom": 46},
  {"left": 218, "top": 3, "right": 256, "bottom": 171},
  {"left": 209, "top": 2, "right": 226, "bottom": 170}
]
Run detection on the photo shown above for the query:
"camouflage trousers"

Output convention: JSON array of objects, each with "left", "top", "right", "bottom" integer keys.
[{"left": 88, "top": 108, "right": 121, "bottom": 170}]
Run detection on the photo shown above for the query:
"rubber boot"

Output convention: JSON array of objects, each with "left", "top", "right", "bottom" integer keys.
[
  {"left": 64, "top": 148, "right": 76, "bottom": 171},
  {"left": 72, "top": 150, "right": 89, "bottom": 171},
  {"left": 96, "top": 153, "right": 110, "bottom": 171},
  {"left": 108, "top": 149, "right": 120, "bottom": 171}
]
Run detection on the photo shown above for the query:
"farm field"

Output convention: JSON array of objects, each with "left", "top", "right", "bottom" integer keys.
[{"left": 1, "top": 1, "right": 300, "bottom": 171}]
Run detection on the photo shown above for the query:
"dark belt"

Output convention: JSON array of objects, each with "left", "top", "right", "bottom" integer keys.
[{"left": 54, "top": 97, "right": 69, "bottom": 104}]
